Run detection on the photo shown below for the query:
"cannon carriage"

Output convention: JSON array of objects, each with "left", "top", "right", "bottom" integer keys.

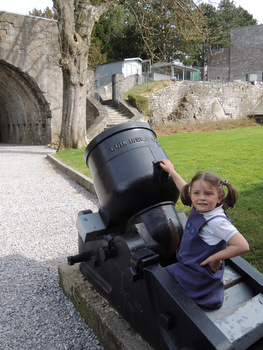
[{"left": 68, "top": 121, "right": 263, "bottom": 350}]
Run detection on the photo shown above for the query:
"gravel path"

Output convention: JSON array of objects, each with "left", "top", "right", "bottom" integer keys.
[{"left": 0, "top": 144, "right": 103, "bottom": 350}]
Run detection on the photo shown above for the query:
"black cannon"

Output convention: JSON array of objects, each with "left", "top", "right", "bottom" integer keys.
[{"left": 68, "top": 121, "right": 263, "bottom": 350}]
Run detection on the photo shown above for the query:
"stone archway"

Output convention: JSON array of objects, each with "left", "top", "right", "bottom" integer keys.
[{"left": 0, "top": 60, "right": 52, "bottom": 144}]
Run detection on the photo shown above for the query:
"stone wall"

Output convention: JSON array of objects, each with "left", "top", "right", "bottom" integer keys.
[
  {"left": 0, "top": 12, "right": 63, "bottom": 144},
  {"left": 230, "top": 25, "right": 263, "bottom": 82},
  {"left": 98, "top": 74, "right": 142, "bottom": 101},
  {"left": 148, "top": 81, "right": 263, "bottom": 125},
  {"left": 208, "top": 25, "right": 263, "bottom": 83},
  {"left": 207, "top": 49, "right": 230, "bottom": 82}
]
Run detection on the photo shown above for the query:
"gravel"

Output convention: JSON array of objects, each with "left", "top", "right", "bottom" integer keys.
[{"left": 0, "top": 144, "right": 103, "bottom": 350}]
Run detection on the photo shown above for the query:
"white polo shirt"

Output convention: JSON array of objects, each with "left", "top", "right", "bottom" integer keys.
[{"left": 198, "top": 205, "right": 239, "bottom": 245}]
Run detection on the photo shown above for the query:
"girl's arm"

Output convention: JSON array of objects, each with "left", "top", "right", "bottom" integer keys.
[
  {"left": 160, "top": 159, "right": 186, "bottom": 192},
  {"left": 200, "top": 232, "right": 249, "bottom": 273}
]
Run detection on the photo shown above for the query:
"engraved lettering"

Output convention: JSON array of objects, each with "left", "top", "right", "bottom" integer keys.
[
  {"left": 128, "top": 138, "right": 136, "bottom": 144},
  {"left": 110, "top": 135, "right": 159, "bottom": 151},
  {"left": 110, "top": 140, "right": 127, "bottom": 152}
]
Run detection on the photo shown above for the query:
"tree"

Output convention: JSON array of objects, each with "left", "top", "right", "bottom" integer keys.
[
  {"left": 88, "top": 40, "right": 107, "bottom": 71},
  {"left": 52, "top": 0, "right": 123, "bottom": 151},
  {"left": 30, "top": 0, "right": 206, "bottom": 150},
  {"left": 31, "top": 0, "right": 257, "bottom": 150},
  {"left": 186, "top": 0, "right": 257, "bottom": 73},
  {"left": 187, "top": 3, "right": 222, "bottom": 74},
  {"left": 91, "top": 5, "right": 145, "bottom": 63},
  {"left": 217, "top": 0, "right": 257, "bottom": 48},
  {"left": 29, "top": 6, "right": 58, "bottom": 19},
  {"left": 53, "top": 0, "right": 207, "bottom": 150},
  {"left": 124, "top": 0, "right": 207, "bottom": 64}
]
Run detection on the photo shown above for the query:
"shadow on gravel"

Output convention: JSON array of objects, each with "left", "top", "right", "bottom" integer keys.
[
  {"left": 0, "top": 144, "right": 55, "bottom": 156},
  {"left": 0, "top": 254, "right": 103, "bottom": 350}
]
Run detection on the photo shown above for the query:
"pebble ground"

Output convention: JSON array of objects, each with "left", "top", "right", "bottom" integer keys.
[{"left": 0, "top": 144, "right": 103, "bottom": 350}]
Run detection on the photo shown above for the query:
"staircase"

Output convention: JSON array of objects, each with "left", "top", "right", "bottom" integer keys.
[
  {"left": 86, "top": 97, "right": 146, "bottom": 144},
  {"left": 102, "top": 103, "right": 130, "bottom": 130}
]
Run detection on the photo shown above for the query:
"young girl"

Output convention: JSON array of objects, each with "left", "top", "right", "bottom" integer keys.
[{"left": 160, "top": 159, "right": 249, "bottom": 309}]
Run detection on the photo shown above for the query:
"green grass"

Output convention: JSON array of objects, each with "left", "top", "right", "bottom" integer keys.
[
  {"left": 54, "top": 147, "right": 92, "bottom": 178},
  {"left": 158, "top": 126, "right": 263, "bottom": 272},
  {"left": 54, "top": 125, "right": 263, "bottom": 272},
  {"left": 122, "top": 80, "right": 172, "bottom": 99}
]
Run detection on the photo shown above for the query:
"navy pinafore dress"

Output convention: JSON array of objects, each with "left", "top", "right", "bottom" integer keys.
[{"left": 166, "top": 208, "right": 230, "bottom": 309}]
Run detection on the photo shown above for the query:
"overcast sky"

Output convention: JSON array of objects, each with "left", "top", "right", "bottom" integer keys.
[
  {"left": 204, "top": 0, "right": 263, "bottom": 24},
  {"left": 1, "top": 0, "right": 263, "bottom": 24}
]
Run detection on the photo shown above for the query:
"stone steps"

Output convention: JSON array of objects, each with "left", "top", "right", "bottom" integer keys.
[{"left": 102, "top": 104, "right": 130, "bottom": 130}]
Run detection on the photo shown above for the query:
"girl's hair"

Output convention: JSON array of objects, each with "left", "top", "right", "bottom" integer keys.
[{"left": 181, "top": 171, "right": 238, "bottom": 210}]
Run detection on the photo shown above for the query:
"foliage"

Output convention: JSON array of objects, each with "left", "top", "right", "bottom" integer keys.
[
  {"left": 52, "top": 0, "right": 123, "bottom": 151},
  {"left": 124, "top": 80, "right": 172, "bottom": 115},
  {"left": 123, "top": 0, "right": 207, "bottom": 64},
  {"left": 215, "top": 0, "right": 257, "bottom": 49},
  {"left": 89, "top": 0, "right": 257, "bottom": 67},
  {"left": 89, "top": 0, "right": 209, "bottom": 65},
  {"left": 30, "top": 0, "right": 257, "bottom": 73},
  {"left": 123, "top": 80, "right": 173, "bottom": 99},
  {"left": 127, "top": 93, "right": 149, "bottom": 115},
  {"left": 90, "top": 5, "right": 144, "bottom": 64},
  {"left": 88, "top": 40, "right": 107, "bottom": 71},
  {"left": 181, "top": 0, "right": 257, "bottom": 69},
  {"left": 29, "top": 7, "right": 58, "bottom": 19},
  {"left": 187, "top": 3, "right": 222, "bottom": 69}
]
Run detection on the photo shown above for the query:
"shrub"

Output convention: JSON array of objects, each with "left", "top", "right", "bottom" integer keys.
[{"left": 127, "top": 94, "right": 149, "bottom": 115}]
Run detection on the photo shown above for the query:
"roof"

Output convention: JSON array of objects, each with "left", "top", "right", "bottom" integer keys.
[{"left": 153, "top": 61, "right": 199, "bottom": 72}]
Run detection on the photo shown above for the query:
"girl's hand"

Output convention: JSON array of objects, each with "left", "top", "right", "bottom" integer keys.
[
  {"left": 160, "top": 159, "right": 174, "bottom": 174},
  {"left": 160, "top": 159, "right": 186, "bottom": 192},
  {"left": 200, "top": 257, "right": 223, "bottom": 273},
  {"left": 200, "top": 232, "right": 249, "bottom": 273}
]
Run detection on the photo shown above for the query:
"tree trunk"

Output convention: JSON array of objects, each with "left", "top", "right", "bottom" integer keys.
[
  {"left": 54, "top": 0, "right": 121, "bottom": 151},
  {"left": 59, "top": 73, "right": 87, "bottom": 150}
]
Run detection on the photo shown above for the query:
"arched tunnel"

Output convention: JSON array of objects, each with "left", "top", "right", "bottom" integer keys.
[{"left": 0, "top": 60, "right": 52, "bottom": 144}]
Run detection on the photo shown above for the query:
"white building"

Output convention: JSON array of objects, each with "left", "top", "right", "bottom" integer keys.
[{"left": 96, "top": 58, "right": 142, "bottom": 87}]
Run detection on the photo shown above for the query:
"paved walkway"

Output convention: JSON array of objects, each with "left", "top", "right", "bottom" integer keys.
[{"left": 0, "top": 144, "right": 102, "bottom": 350}]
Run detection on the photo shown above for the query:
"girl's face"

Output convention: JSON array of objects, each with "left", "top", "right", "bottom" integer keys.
[{"left": 190, "top": 180, "right": 223, "bottom": 213}]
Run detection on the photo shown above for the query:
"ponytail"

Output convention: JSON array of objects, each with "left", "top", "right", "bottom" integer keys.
[
  {"left": 181, "top": 183, "right": 192, "bottom": 206},
  {"left": 222, "top": 181, "right": 238, "bottom": 210}
]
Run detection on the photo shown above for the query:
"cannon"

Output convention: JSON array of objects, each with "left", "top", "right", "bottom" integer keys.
[{"left": 68, "top": 121, "right": 263, "bottom": 349}]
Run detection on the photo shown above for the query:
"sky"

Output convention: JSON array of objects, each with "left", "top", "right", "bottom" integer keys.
[
  {"left": 1, "top": 0, "right": 263, "bottom": 24},
  {"left": 0, "top": 0, "right": 53, "bottom": 16},
  {"left": 206, "top": 0, "right": 263, "bottom": 24}
]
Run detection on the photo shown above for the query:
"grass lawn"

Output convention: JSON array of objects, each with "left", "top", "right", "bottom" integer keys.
[
  {"left": 157, "top": 125, "right": 263, "bottom": 273},
  {"left": 54, "top": 124, "right": 263, "bottom": 273},
  {"left": 54, "top": 147, "right": 92, "bottom": 178}
]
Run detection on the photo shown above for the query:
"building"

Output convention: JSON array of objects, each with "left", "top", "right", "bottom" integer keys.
[
  {"left": 96, "top": 58, "right": 200, "bottom": 90},
  {"left": 208, "top": 25, "right": 263, "bottom": 82},
  {"left": 96, "top": 58, "right": 143, "bottom": 87},
  {"left": 152, "top": 62, "right": 200, "bottom": 81}
]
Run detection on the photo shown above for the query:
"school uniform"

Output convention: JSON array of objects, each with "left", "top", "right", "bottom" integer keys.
[{"left": 166, "top": 205, "right": 238, "bottom": 309}]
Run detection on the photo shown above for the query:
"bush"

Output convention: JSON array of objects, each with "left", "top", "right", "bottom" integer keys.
[{"left": 127, "top": 94, "right": 149, "bottom": 115}]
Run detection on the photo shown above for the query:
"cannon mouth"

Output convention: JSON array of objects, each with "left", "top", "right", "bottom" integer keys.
[{"left": 84, "top": 121, "right": 155, "bottom": 167}]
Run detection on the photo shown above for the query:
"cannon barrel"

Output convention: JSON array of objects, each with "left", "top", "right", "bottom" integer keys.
[{"left": 84, "top": 121, "right": 179, "bottom": 226}]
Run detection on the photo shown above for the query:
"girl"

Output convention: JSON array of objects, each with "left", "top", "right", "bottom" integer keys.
[{"left": 160, "top": 159, "right": 249, "bottom": 309}]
